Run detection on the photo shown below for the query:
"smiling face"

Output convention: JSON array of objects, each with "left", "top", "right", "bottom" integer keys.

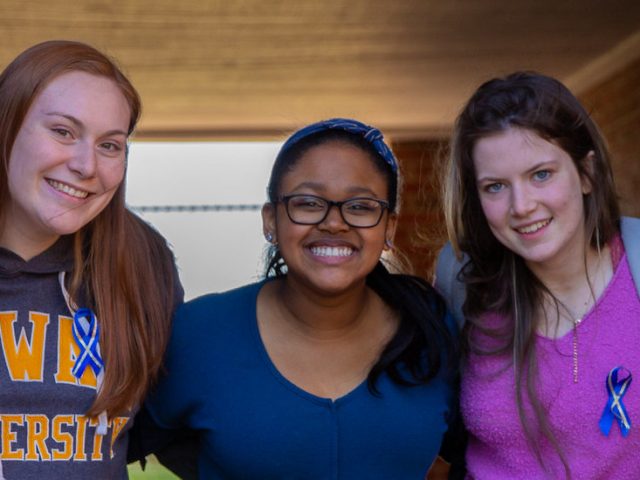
[
  {"left": 473, "top": 127, "right": 591, "bottom": 273},
  {"left": 262, "top": 141, "right": 396, "bottom": 295},
  {"left": 2, "top": 71, "right": 131, "bottom": 258}
]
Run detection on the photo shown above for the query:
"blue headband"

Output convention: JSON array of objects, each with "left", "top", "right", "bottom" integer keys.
[{"left": 278, "top": 118, "right": 398, "bottom": 173}]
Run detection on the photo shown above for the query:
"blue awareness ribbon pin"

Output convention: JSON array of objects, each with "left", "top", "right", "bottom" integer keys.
[
  {"left": 599, "top": 366, "right": 632, "bottom": 437},
  {"left": 71, "top": 308, "right": 104, "bottom": 378}
]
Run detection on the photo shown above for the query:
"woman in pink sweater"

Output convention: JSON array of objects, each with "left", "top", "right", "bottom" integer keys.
[{"left": 436, "top": 72, "right": 640, "bottom": 479}]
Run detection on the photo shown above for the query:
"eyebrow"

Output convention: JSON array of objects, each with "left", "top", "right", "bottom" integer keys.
[
  {"left": 45, "top": 111, "right": 128, "bottom": 137},
  {"left": 288, "top": 181, "right": 380, "bottom": 196},
  {"left": 475, "top": 172, "right": 502, "bottom": 184},
  {"left": 476, "top": 160, "right": 557, "bottom": 183}
]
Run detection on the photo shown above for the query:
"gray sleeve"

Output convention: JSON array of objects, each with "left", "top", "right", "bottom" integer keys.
[
  {"left": 621, "top": 216, "right": 640, "bottom": 297},
  {"left": 434, "top": 242, "right": 467, "bottom": 328}
]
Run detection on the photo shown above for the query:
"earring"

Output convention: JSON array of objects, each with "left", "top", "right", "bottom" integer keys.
[
  {"left": 265, "top": 232, "right": 274, "bottom": 243},
  {"left": 385, "top": 239, "right": 393, "bottom": 249}
]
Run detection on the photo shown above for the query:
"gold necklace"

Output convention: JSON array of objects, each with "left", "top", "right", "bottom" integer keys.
[
  {"left": 549, "top": 247, "right": 609, "bottom": 384},
  {"left": 555, "top": 297, "right": 590, "bottom": 384},
  {"left": 572, "top": 316, "right": 584, "bottom": 383},
  {"left": 569, "top": 293, "right": 598, "bottom": 383}
]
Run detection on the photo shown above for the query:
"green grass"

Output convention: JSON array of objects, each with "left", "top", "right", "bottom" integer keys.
[{"left": 128, "top": 455, "right": 179, "bottom": 479}]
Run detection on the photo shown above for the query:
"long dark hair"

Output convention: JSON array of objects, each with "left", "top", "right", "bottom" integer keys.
[
  {"left": 443, "top": 71, "right": 621, "bottom": 476},
  {"left": 266, "top": 123, "right": 456, "bottom": 392},
  {"left": 0, "top": 40, "right": 180, "bottom": 417}
]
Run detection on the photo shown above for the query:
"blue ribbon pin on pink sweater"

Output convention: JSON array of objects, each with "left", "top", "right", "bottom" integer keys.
[{"left": 599, "top": 366, "right": 632, "bottom": 437}]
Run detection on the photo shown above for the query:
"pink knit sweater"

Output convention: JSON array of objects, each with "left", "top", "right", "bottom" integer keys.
[{"left": 461, "top": 252, "right": 640, "bottom": 479}]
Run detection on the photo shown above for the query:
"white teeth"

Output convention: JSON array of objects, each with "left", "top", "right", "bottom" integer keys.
[
  {"left": 310, "top": 246, "right": 353, "bottom": 257},
  {"left": 47, "top": 180, "right": 89, "bottom": 199},
  {"left": 517, "top": 220, "right": 549, "bottom": 234}
]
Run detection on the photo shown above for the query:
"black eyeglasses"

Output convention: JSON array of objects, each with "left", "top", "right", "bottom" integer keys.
[{"left": 279, "top": 194, "right": 390, "bottom": 228}]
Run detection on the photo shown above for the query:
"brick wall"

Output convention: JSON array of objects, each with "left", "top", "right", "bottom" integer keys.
[
  {"left": 392, "top": 60, "right": 640, "bottom": 281},
  {"left": 390, "top": 139, "right": 447, "bottom": 280},
  {"left": 579, "top": 57, "right": 640, "bottom": 217}
]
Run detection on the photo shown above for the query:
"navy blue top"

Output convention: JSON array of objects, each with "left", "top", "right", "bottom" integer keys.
[{"left": 146, "top": 281, "right": 455, "bottom": 479}]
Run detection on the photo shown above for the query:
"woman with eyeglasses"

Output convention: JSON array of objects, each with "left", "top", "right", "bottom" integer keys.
[{"left": 137, "top": 119, "right": 460, "bottom": 479}]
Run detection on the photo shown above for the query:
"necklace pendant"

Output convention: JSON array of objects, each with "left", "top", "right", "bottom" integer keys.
[{"left": 572, "top": 318, "right": 581, "bottom": 383}]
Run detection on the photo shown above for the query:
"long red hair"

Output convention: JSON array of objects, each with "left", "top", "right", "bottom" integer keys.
[{"left": 0, "top": 40, "right": 180, "bottom": 416}]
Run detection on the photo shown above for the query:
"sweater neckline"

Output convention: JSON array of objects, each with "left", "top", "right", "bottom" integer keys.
[
  {"left": 536, "top": 249, "right": 628, "bottom": 344},
  {"left": 250, "top": 279, "right": 369, "bottom": 407}
]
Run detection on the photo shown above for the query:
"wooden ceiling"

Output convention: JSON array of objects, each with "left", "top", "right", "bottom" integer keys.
[{"left": 1, "top": 0, "right": 640, "bottom": 140}]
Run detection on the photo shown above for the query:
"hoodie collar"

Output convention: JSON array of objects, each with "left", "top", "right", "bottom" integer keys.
[{"left": 0, "top": 235, "right": 75, "bottom": 277}]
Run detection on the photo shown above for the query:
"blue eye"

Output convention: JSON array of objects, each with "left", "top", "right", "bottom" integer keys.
[
  {"left": 533, "top": 170, "right": 551, "bottom": 181},
  {"left": 485, "top": 183, "right": 504, "bottom": 193}
]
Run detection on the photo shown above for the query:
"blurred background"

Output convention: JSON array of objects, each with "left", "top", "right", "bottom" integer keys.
[
  {"left": 1, "top": 1, "right": 639, "bottom": 477},
  {"left": 2, "top": 0, "right": 639, "bottom": 292}
]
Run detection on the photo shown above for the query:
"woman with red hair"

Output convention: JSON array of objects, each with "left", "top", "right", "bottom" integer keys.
[{"left": 0, "top": 40, "right": 182, "bottom": 478}]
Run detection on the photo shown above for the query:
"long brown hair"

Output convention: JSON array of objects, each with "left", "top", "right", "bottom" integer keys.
[
  {"left": 443, "top": 72, "right": 620, "bottom": 476},
  {"left": 0, "top": 40, "right": 180, "bottom": 417}
]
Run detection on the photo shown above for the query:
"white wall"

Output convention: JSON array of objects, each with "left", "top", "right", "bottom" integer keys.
[{"left": 126, "top": 142, "right": 281, "bottom": 299}]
